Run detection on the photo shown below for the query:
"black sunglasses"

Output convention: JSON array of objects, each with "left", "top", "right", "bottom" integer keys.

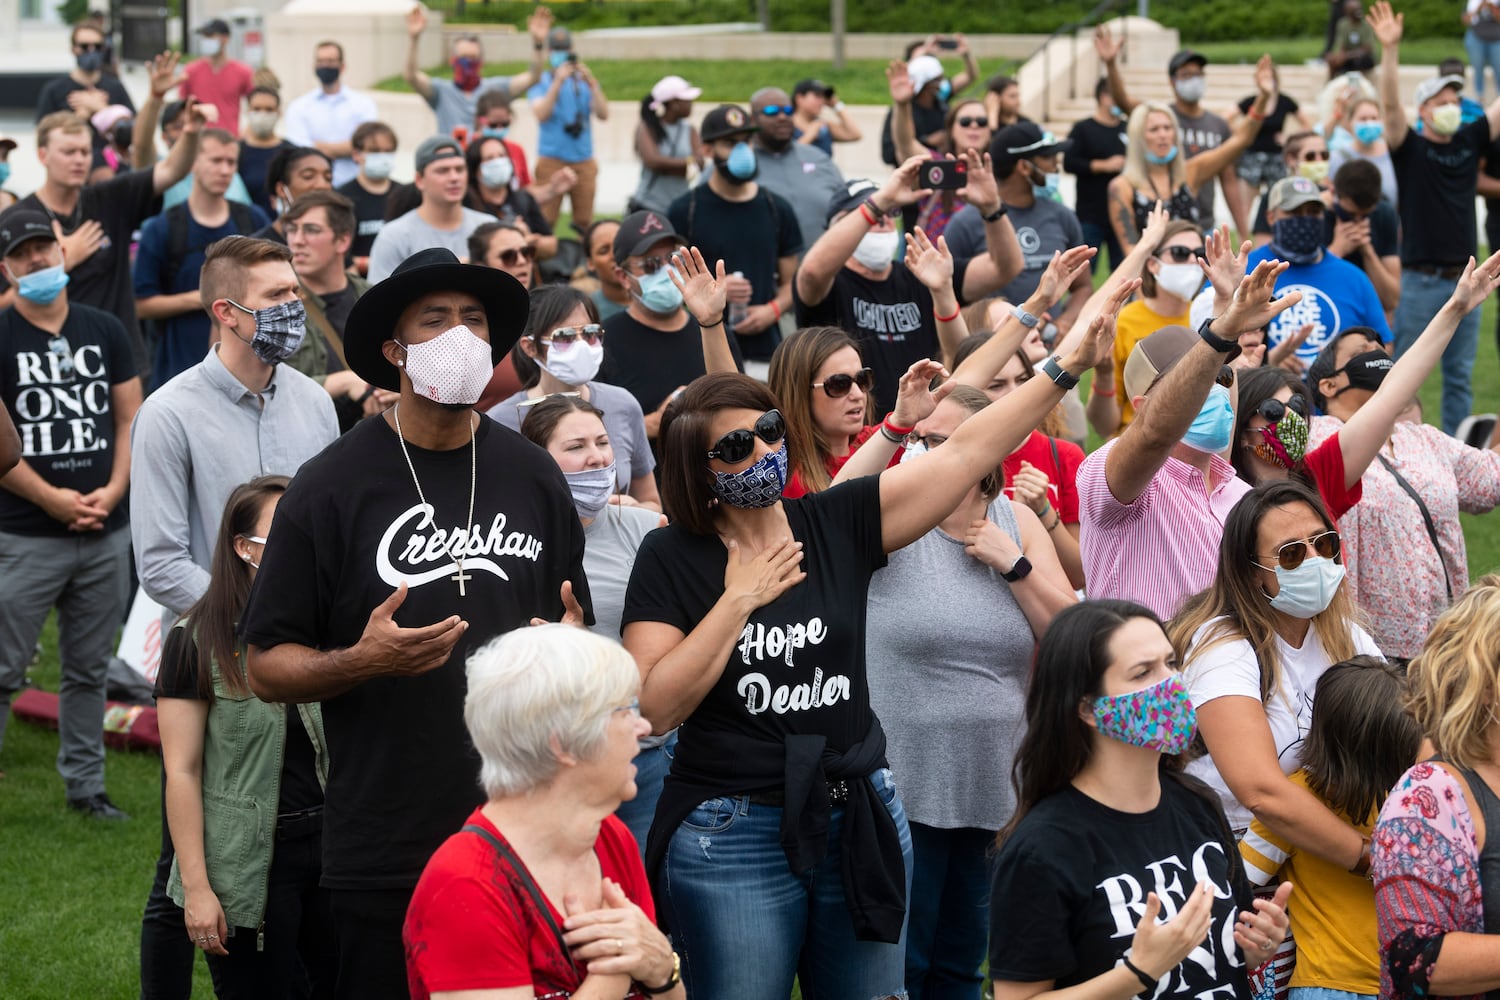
[
  {"left": 1215, "top": 365, "right": 1235, "bottom": 389},
  {"left": 1257, "top": 529, "right": 1341, "bottom": 572},
  {"left": 1159, "top": 245, "right": 1207, "bottom": 263},
  {"left": 811, "top": 368, "right": 873, "bottom": 398},
  {"left": 1253, "top": 395, "right": 1308, "bottom": 423},
  {"left": 496, "top": 245, "right": 537, "bottom": 266},
  {"left": 1302, "top": 150, "right": 1331, "bottom": 161},
  {"left": 757, "top": 104, "right": 793, "bottom": 117},
  {"left": 956, "top": 115, "right": 989, "bottom": 129},
  {"left": 706, "top": 409, "right": 785, "bottom": 464}
]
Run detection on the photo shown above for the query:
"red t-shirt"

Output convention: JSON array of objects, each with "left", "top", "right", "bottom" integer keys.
[
  {"left": 404, "top": 810, "right": 655, "bottom": 1000},
  {"left": 505, "top": 139, "right": 534, "bottom": 189},
  {"left": 1303, "top": 430, "right": 1362, "bottom": 521},
  {"left": 783, "top": 424, "right": 900, "bottom": 499},
  {"left": 180, "top": 59, "right": 256, "bottom": 136},
  {"left": 1001, "top": 430, "right": 1085, "bottom": 525}
]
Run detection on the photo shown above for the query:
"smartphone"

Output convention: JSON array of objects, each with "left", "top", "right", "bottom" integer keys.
[
  {"left": 917, "top": 158, "right": 968, "bottom": 190},
  {"left": 936, "top": 37, "right": 960, "bottom": 50}
]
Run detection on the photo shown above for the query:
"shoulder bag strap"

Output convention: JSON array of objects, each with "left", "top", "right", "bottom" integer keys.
[
  {"left": 461, "top": 824, "right": 583, "bottom": 980},
  {"left": 1375, "top": 453, "right": 1453, "bottom": 600}
]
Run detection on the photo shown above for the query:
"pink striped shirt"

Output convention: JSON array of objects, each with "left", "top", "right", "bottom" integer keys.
[{"left": 1078, "top": 438, "right": 1250, "bottom": 619}]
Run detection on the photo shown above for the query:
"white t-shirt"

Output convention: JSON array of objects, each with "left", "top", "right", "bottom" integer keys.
[{"left": 1182, "top": 616, "right": 1382, "bottom": 831}]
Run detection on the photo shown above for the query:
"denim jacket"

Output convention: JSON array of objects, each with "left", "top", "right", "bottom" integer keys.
[{"left": 167, "top": 626, "right": 328, "bottom": 929}]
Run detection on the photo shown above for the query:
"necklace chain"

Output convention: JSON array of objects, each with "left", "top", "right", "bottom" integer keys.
[{"left": 393, "top": 403, "right": 477, "bottom": 596}]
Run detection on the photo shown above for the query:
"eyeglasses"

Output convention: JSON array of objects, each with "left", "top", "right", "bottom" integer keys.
[
  {"left": 904, "top": 431, "right": 948, "bottom": 449},
  {"left": 811, "top": 368, "right": 873, "bottom": 398},
  {"left": 495, "top": 245, "right": 537, "bottom": 267},
  {"left": 629, "top": 252, "right": 677, "bottom": 276},
  {"left": 540, "top": 324, "right": 604, "bottom": 348},
  {"left": 706, "top": 409, "right": 785, "bottom": 463},
  {"left": 956, "top": 115, "right": 989, "bottom": 129},
  {"left": 1255, "top": 529, "right": 1341, "bottom": 572},
  {"left": 1302, "top": 150, "right": 1331, "bottom": 161},
  {"left": 613, "top": 698, "right": 641, "bottom": 718},
  {"left": 1158, "top": 245, "right": 1206, "bottom": 263},
  {"left": 757, "top": 104, "right": 793, "bottom": 117},
  {"left": 239, "top": 535, "right": 267, "bottom": 546},
  {"left": 47, "top": 334, "right": 75, "bottom": 378},
  {"left": 1253, "top": 395, "right": 1308, "bottom": 424},
  {"left": 74, "top": 42, "right": 104, "bottom": 53},
  {"left": 1215, "top": 365, "right": 1235, "bottom": 389}
]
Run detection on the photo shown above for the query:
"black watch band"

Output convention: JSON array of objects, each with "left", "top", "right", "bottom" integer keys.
[
  {"left": 639, "top": 953, "right": 682, "bottom": 995},
  {"left": 1002, "top": 555, "right": 1032, "bottom": 582},
  {"left": 1041, "top": 355, "right": 1080, "bottom": 391},
  {"left": 981, "top": 203, "right": 1007, "bottom": 223},
  {"left": 1196, "top": 316, "right": 1243, "bottom": 361}
]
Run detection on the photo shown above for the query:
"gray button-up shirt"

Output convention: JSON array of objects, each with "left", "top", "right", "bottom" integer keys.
[{"left": 129, "top": 346, "right": 339, "bottom": 619}]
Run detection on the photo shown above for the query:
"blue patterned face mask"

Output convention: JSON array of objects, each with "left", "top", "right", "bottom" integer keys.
[{"left": 710, "top": 443, "right": 788, "bottom": 508}]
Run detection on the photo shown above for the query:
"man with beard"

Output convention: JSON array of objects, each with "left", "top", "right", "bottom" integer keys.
[
  {"left": 669, "top": 104, "right": 801, "bottom": 365},
  {"left": 748, "top": 86, "right": 845, "bottom": 245}
]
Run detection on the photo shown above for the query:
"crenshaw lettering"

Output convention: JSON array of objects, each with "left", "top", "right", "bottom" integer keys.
[{"left": 377, "top": 502, "right": 544, "bottom": 590}]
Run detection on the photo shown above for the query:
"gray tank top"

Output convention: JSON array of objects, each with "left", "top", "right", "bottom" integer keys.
[
  {"left": 633, "top": 118, "right": 693, "bottom": 214},
  {"left": 1453, "top": 762, "right": 1500, "bottom": 936}
]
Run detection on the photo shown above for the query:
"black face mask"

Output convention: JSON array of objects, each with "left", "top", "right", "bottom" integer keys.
[{"left": 1334, "top": 350, "right": 1393, "bottom": 395}]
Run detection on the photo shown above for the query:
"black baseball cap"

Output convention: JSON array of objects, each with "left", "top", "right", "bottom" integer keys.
[
  {"left": 197, "top": 18, "right": 230, "bottom": 36},
  {"left": 989, "top": 122, "right": 1071, "bottom": 168},
  {"left": 414, "top": 135, "right": 464, "bottom": 173},
  {"left": 794, "top": 78, "right": 833, "bottom": 98},
  {"left": 825, "top": 178, "right": 880, "bottom": 223},
  {"left": 1168, "top": 50, "right": 1209, "bottom": 76},
  {"left": 700, "top": 104, "right": 758, "bottom": 143},
  {"left": 0, "top": 209, "right": 57, "bottom": 258},
  {"left": 613, "top": 210, "right": 685, "bottom": 264}
]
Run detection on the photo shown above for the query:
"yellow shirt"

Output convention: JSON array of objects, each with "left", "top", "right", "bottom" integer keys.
[
  {"left": 1110, "top": 298, "right": 1190, "bottom": 430},
  {"left": 1238, "top": 770, "right": 1378, "bottom": 994}
]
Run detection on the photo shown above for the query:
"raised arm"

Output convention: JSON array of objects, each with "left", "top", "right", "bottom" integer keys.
[
  {"left": 951, "top": 34, "right": 980, "bottom": 93},
  {"left": 403, "top": 6, "right": 437, "bottom": 102},
  {"left": 531, "top": 62, "right": 570, "bottom": 122},
  {"left": 1060, "top": 201, "right": 1169, "bottom": 364},
  {"left": 795, "top": 156, "right": 926, "bottom": 308},
  {"left": 668, "top": 246, "right": 738, "bottom": 375},
  {"left": 953, "top": 245, "right": 1096, "bottom": 390},
  {"left": 886, "top": 61, "right": 925, "bottom": 162},
  {"left": 133, "top": 51, "right": 182, "bottom": 170},
  {"left": 1339, "top": 252, "right": 1500, "bottom": 486},
  {"left": 903, "top": 226, "right": 967, "bottom": 362},
  {"left": 1369, "top": 1, "right": 1409, "bottom": 149},
  {"left": 153, "top": 102, "right": 207, "bottom": 195},
  {"left": 506, "top": 5, "right": 552, "bottom": 97},
  {"left": 832, "top": 359, "right": 950, "bottom": 486},
  {"left": 1094, "top": 25, "right": 1138, "bottom": 115},
  {"left": 878, "top": 280, "right": 1137, "bottom": 552},
  {"left": 1185, "top": 55, "right": 1277, "bottom": 191}
]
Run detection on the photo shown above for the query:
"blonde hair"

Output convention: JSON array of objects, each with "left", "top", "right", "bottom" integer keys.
[
  {"left": 37, "top": 111, "right": 90, "bottom": 150},
  {"left": 1122, "top": 102, "right": 1187, "bottom": 194},
  {"left": 1407, "top": 576, "right": 1500, "bottom": 769}
]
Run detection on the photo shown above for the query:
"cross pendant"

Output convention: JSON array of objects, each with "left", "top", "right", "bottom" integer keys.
[{"left": 451, "top": 563, "right": 472, "bottom": 597}]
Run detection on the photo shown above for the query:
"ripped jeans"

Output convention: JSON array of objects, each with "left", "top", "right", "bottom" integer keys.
[{"left": 661, "top": 768, "right": 913, "bottom": 1000}]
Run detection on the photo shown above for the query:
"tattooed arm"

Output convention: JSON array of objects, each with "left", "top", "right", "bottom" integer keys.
[{"left": 1107, "top": 176, "right": 1141, "bottom": 255}]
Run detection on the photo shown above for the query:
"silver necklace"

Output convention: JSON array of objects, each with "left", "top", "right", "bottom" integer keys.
[{"left": 393, "top": 404, "right": 477, "bottom": 597}]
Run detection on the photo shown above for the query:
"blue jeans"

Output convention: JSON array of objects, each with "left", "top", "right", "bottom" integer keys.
[
  {"left": 662, "top": 768, "right": 913, "bottom": 1000},
  {"left": 1080, "top": 221, "right": 1123, "bottom": 275},
  {"left": 1467, "top": 30, "right": 1500, "bottom": 102},
  {"left": 903, "top": 823, "right": 993, "bottom": 1000},
  {"left": 1394, "top": 269, "right": 1480, "bottom": 435},
  {"left": 615, "top": 731, "right": 677, "bottom": 855}
]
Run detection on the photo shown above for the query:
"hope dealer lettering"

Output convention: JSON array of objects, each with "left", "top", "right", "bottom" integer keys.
[{"left": 734, "top": 617, "right": 853, "bottom": 716}]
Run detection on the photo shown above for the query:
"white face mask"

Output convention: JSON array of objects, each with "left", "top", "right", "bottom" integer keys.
[
  {"left": 564, "top": 461, "right": 617, "bottom": 519},
  {"left": 398, "top": 324, "right": 493, "bottom": 406},
  {"left": 245, "top": 110, "right": 278, "bottom": 139},
  {"left": 539, "top": 340, "right": 603, "bottom": 387},
  {"left": 899, "top": 440, "right": 926, "bottom": 463},
  {"left": 1430, "top": 104, "right": 1462, "bottom": 136},
  {"left": 200, "top": 36, "right": 223, "bottom": 57},
  {"left": 480, "top": 157, "right": 514, "bottom": 189},
  {"left": 1155, "top": 262, "right": 1204, "bottom": 302},
  {"left": 851, "top": 230, "right": 900, "bottom": 270},
  {"left": 362, "top": 152, "right": 395, "bottom": 181}
]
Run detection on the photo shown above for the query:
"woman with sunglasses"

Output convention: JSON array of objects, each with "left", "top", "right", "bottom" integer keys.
[
  {"left": 619, "top": 280, "right": 1134, "bottom": 1000},
  {"left": 488, "top": 284, "right": 661, "bottom": 512},
  {"left": 470, "top": 221, "right": 538, "bottom": 289},
  {"left": 990, "top": 600, "right": 1292, "bottom": 1000},
  {"left": 463, "top": 136, "right": 556, "bottom": 261},
  {"left": 1172, "top": 479, "right": 1379, "bottom": 875},
  {"left": 887, "top": 89, "right": 994, "bottom": 240},
  {"left": 156, "top": 475, "right": 335, "bottom": 996},
  {"left": 1106, "top": 55, "right": 1277, "bottom": 255}
]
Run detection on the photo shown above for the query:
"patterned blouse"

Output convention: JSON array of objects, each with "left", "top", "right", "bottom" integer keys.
[
  {"left": 1308, "top": 417, "right": 1500, "bottom": 658},
  {"left": 1373, "top": 761, "right": 1486, "bottom": 1000}
]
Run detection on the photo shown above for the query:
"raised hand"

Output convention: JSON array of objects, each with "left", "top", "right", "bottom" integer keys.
[
  {"left": 1130, "top": 882, "right": 1216, "bottom": 980},
  {"left": 1137, "top": 200, "right": 1170, "bottom": 251},
  {"left": 723, "top": 538, "right": 806, "bottom": 614},
  {"left": 148, "top": 50, "right": 184, "bottom": 99},
  {"left": 903, "top": 226, "right": 955, "bottom": 292},
  {"left": 1368, "top": 1, "right": 1403, "bottom": 47},
  {"left": 406, "top": 4, "right": 427, "bottom": 37},
  {"left": 886, "top": 59, "right": 915, "bottom": 105},
  {"left": 1062, "top": 278, "right": 1138, "bottom": 373},
  {"left": 1031, "top": 246, "right": 1096, "bottom": 313},
  {"left": 879, "top": 154, "right": 930, "bottom": 209},
  {"left": 1199, "top": 224, "right": 1253, "bottom": 305},
  {"left": 1094, "top": 24, "right": 1123, "bottom": 63},
  {"left": 527, "top": 4, "right": 554, "bottom": 44},
  {"left": 891, "top": 358, "right": 951, "bottom": 429},
  {"left": 1218, "top": 259, "right": 1301, "bottom": 336},
  {"left": 957, "top": 147, "right": 1001, "bottom": 213},
  {"left": 1254, "top": 54, "right": 1278, "bottom": 100},
  {"left": 1448, "top": 249, "right": 1500, "bottom": 315},
  {"left": 667, "top": 246, "right": 728, "bottom": 326}
]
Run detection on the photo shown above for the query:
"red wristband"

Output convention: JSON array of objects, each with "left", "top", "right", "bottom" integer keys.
[
  {"left": 770, "top": 300, "right": 782, "bottom": 320},
  {"left": 858, "top": 203, "right": 878, "bottom": 225},
  {"left": 883, "top": 413, "right": 916, "bottom": 436},
  {"left": 934, "top": 304, "right": 961, "bottom": 323}
]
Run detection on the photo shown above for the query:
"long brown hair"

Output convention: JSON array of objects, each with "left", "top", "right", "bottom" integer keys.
[
  {"left": 658, "top": 372, "right": 781, "bottom": 535},
  {"left": 1171, "top": 479, "right": 1363, "bottom": 704},
  {"left": 1301, "top": 656, "right": 1420, "bottom": 821},
  {"left": 178, "top": 476, "right": 290, "bottom": 700},
  {"left": 767, "top": 326, "right": 872, "bottom": 495}
]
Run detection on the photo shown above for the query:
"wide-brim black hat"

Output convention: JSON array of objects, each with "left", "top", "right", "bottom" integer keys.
[{"left": 345, "top": 248, "right": 531, "bottom": 392}]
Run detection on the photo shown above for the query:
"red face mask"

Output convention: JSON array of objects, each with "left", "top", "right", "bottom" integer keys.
[{"left": 452, "top": 56, "right": 481, "bottom": 92}]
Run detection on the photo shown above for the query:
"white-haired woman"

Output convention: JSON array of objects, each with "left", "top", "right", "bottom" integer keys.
[
  {"left": 1106, "top": 56, "right": 1277, "bottom": 254},
  {"left": 403, "top": 625, "right": 684, "bottom": 1000}
]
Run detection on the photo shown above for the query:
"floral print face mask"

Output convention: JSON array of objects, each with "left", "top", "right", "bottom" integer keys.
[{"left": 1092, "top": 673, "right": 1198, "bottom": 755}]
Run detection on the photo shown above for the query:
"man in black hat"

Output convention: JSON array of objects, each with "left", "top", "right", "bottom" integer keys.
[
  {"left": 243, "top": 247, "right": 591, "bottom": 1000},
  {"left": 180, "top": 18, "right": 255, "bottom": 137},
  {"left": 0, "top": 209, "right": 142, "bottom": 820}
]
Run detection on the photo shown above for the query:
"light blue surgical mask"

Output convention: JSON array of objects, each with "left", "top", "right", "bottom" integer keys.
[
  {"left": 1263, "top": 557, "right": 1345, "bottom": 619},
  {"left": 549, "top": 50, "right": 569, "bottom": 70},
  {"left": 481, "top": 126, "right": 509, "bottom": 140},
  {"left": 938, "top": 79, "right": 952, "bottom": 103},
  {"left": 1145, "top": 145, "right": 1179, "bottom": 165},
  {"left": 14, "top": 262, "right": 69, "bottom": 305},
  {"left": 1354, "top": 121, "right": 1384, "bottom": 146},
  {"left": 633, "top": 267, "right": 683, "bottom": 315},
  {"left": 0, "top": 162, "right": 10, "bottom": 188},
  {"left": 722, "top": 141, "right": 758, "bottom": 181},
  {"left": 1110, "top": 104, "right": 1124, "bottom": 118},
  {"left": 1182, "top": 383, "right": 1235, "bottom": 453},
  {"left": 1031, "top": 165, "right": 1061, "bottom": 198}
]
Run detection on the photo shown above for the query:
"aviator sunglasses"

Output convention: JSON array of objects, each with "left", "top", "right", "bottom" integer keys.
[
  {"left": 539, "top": 324, "right": 604, "bottom": 348},
  {"left": 1254, "top": 529, "right": 1341, "bottom": 572},
  {"left": 706, "top": 409, "right": 786, "bottom": 463},
  {"left": 812, "top": 368, "right": 874, "bottom": 398}
]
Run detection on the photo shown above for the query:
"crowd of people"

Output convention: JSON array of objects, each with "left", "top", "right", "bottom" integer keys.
[{"left": 9, "top": 2, "right": 1500, "bottom": 999}]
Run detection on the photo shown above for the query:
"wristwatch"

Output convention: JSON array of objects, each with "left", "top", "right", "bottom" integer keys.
[
  {"left": 640, "top": 952, "right": 682, "bottom": 995},
  {"left": 1010, "top": 304, "right": 1040, "bottom": 328},
  {"left": 1002, "top": 555, "right": 1033, "bottom": 582},
  {"left": 1196, "top": 315, "right": 1243, "bottom": 361},
  {"left": 1041, "top": 355, "right": 1079, "bottom": 391},
  {"left": 981, "top": 203, "right": 1008, "bottom": 223}
]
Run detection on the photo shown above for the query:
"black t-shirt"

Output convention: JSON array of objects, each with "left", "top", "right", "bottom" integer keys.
[
  {"left": 1064, "top": 116, "right": 1127, "bottom": 228},
  {"left": 990, "top": 777, "right": 1255, "bottom": 999},
  {"left": 1322, "top": 200, "right": 1399, "bottom": 276},
  {"left": 239, "top": 140, "right": 293, "bottom": 218},
  {"left": 9, "top": 168, "right": 158, "bottom": 376},
  {"left": 335, "top": 177, "right": 390, "bottom": 259},
  {"left": 668, "top": 185, "right": 803, "bottom": 361},
  {"left": 248, "top": 221, "right": 287, "bottom": 246},
  {"left": 0, "top": 303, "right": 135, "bottom": 536},
  {"left": 1236, "top": 94, "right": 1300, "bottom": 154},
  {"left": 239, "top": 415, "right": 592, "bottom": 890},
  {"left": 1392, "top": 117, "right": 1490, "bottom": 265},
  {"left": 35, "top": 74, "right": 135, "bottom": 121},
  {"left": 599, "top": 309, "right": 745, "bottom": 417},
  {"left": 155, "top": 624, "right": 323, "bottom": 816},
  {"left": 622, "top": 474, "right": 887, "bottom": 754},
  {"left": 467, "top": 186, "right": 553, "bottom": 239},
  {"left": 793, "top": 261, "right": 939, "bottom": 414}
]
